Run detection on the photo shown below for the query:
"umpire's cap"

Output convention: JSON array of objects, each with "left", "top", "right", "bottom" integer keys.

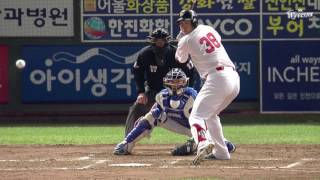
[
  {"left": 149, "top": 28, "right": 169, "bottom": 39},
  {"left": 177, "top": 10, "right": 198, "bottom": 27},
  {"left": 148, "top": 28, "right": 170, "bottom": 42}
]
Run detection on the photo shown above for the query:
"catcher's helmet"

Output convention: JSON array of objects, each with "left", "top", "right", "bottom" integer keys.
[
  {"left": 177, "top": 10, "right": 198, "bottom": 27},
  {"left": 163, "top": 68, "right": 189, "bottom": 95},
  {"left": 148, "top": 28, "right": 170, "bottom": 42}
]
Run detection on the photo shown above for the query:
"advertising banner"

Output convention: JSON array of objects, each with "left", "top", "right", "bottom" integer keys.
[
  {"left": 81, "top": 0, "right": 262, "bottom": 42},
  {"left": 22, "top": 44, "right": 257, "bottom": 103},
  {"left": 262, "top": 0, "right": 320, "bottom": 40},
  {"left": 263, "top": 14, "right": 320, "bottom": 39},
  {"left": 261, "top": 41, "right": 320, "bottom": 113},
  {"left": 22, "top": 45, "right": 144, "bottom": 103},
  {"left": 226, "top": 42, "right": 258, "bottom": 101},
  {"left": 0, "top": 0, "right": 74, "bottom": 37},
  {"left": 0, "top": 45, "right": 9, "bottom": 104}
]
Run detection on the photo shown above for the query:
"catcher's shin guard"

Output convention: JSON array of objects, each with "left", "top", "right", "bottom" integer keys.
[
  {"left": 125, "top": 119, "right": 152, "bottom": 143},
  {"left": 113, "top": 141, "right": 132, "bottom": 155},
  {"left": 114, "top": 119, "right": 152, "bottom": 155},
  {"left": 124, "top": 103, "right": 146, "bottom": 136}
]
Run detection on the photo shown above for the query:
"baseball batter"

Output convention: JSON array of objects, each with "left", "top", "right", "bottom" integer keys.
[{"left": 175, "top": 10, "right": 240, "bottom": 164}]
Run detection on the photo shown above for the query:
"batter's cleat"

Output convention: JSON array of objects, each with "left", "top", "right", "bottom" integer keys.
[
  {"left": 225, "top": 140, "right": 236, "bottom": 153},
  {"left": 171, "top": 139, "right": 196, "bottom": 156},
  {"left": 204, "top": 141, "right": 236, "bottom": 160},
  {"left": 192, "top": 143, "right": 214, "bottom": 165},
  {"left": 113, "top": 141, "right": 130, "bottom": 155},
  {"left": 204, "top": 153, "right": 216, "bottom": 160}
]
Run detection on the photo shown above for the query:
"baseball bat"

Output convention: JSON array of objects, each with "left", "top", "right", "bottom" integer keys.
[{"left": 191, "top": 0, "right": 197, "bottom": 10}]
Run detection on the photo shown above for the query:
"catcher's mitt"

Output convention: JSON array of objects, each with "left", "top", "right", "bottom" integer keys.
[{"left": 171, "top": 139, "right": 196, "bottom": 156}]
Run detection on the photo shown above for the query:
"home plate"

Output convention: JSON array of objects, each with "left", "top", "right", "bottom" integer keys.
[{"left": 109, "top": 163, "right": 152, "bottom": 167}]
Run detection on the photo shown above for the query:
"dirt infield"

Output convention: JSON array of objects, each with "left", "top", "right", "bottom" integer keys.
[{"left": 0, "top": 144, "right": 319, "bottom": 180}]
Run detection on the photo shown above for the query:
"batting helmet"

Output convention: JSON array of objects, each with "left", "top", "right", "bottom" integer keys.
[
  {"left": 163, "top": 68, "right": 189, "bottom": 96},
  {"left": 148, "top": 28, "right": 170, "bottom": 43},
  {"left": 176, "top": 10, "right": 198, "bottom": 27}
]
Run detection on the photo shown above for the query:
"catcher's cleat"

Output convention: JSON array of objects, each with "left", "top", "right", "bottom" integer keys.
[
  {"left": 192, "top": 143, "right": 214, "bottom": 165},
  {"left": 171, "top": 139, "right": 196, "bottom": 156},
  {"left": 225, "top": 140, "right": 236, "bottom": 153},
  {"left": 113, "top": 141, "right": 130, "bottom": 155}
]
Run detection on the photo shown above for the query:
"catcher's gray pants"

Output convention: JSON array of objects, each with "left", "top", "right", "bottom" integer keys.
[{"left": 160, "top": 118, "right": 192, "bottom": 137}]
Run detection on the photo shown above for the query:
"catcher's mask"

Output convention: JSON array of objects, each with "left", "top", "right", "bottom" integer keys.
[
  {"left": 147, "top": 28, "right": 170, "bottom": 44},
  {"left": 163, "top": 68, "right": 189, "bottom": 96}
]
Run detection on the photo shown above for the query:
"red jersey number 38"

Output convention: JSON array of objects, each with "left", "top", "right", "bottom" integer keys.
[{"left": 199, "top": 32, "right": 221, "bottom": 53}]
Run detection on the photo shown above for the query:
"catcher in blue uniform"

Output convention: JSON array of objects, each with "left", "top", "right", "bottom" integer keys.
[{"left": 114, "top": 68, "right": 236, "bottom": 156}]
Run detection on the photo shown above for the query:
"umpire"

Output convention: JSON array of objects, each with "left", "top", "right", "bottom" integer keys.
[{"left": 125, "top": 28, "right": 196, "bottom": 136}]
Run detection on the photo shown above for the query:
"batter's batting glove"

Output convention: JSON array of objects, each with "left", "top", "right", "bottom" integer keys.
[{"left": 171, "top": 139, "right": 196, "bottom": 156}]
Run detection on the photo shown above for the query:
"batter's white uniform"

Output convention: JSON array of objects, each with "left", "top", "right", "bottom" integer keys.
[{"left": 175, "top": 24, "right": 240, "bottom": 159}]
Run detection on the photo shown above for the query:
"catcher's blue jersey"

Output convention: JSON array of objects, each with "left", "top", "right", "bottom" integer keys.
[{"left": 151, "top": 87, "right": 197, "bottom": 128}]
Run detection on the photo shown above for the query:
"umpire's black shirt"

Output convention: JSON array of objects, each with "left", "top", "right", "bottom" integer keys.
[{"left": 133, "top": 44, "right": 195, "bottom": 94}]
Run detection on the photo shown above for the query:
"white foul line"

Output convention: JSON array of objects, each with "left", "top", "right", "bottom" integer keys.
[
  {"left": 170, "top": 159, "right": 182, "bottom": 165},
  {"left": 0, "top": 158, "right": 87, "bottom": 162},
  {"left": 0, "top": 157, "right": 318, "bottom": 171},
  {"left": 0, "top": 158, "right": 111, "bottom": 162},
  {"left": 80, "top": 160, "right": 107, "bottom": 169},
  {"left": 77, "top": 156, "right": 91, "bottom": 161},
  {"left": 279, "top": 158, "right": 314, "bottom": 169},
  {"left": 280, "top": 161, "right": 302, "bottom": 169},
  {"left": 109, "top": 163, "right": 152, "bottom": 167},
  {"left": 254, "top": 158, "right": 281, "bottom": 161}
]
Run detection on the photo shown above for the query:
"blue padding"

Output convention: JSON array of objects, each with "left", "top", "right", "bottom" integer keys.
[
  {"left": 125, "top": 119, "right": 151, "bottom": 143},
  {"left": 151, "top": 107, "right": 161, "bottom": 119}
]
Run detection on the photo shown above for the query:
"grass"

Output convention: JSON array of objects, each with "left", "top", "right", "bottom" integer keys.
[
  {"left": 224, "top": 124, "right": 320, "bottom": 144},
  {"left": 0, "top": 124, "right": 319, "bottom": 145}
]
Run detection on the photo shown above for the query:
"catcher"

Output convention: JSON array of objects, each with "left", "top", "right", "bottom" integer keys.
[
  {"left": 124, "top": 28, "right": 196, "bottom": 137},
  {"left": 114, "top": 68, "right": 236, "bottom": 155}
]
